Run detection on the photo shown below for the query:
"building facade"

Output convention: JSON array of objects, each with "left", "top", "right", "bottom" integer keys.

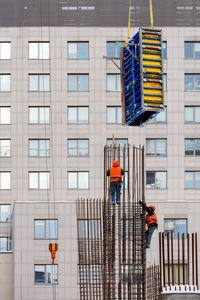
[{"left": 0, "top": 25, "right": 200, "bottom": 299}]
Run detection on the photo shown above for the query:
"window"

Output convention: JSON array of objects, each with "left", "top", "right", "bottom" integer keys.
[
  {"left": 68, "top": 171, "right": 88, "bottom": 189},
  {"left": 148, "top": 107, "right": 167, "bottom": 124},
  {"left": 29, "top": 106, "right": 50, "bottom": 124},
  {"left": 107, "top": 138, "right": 128, "bottom": 156},
  {"left": 35, "top": 219, "right": 57, "bottom": 239},
  {"left": 185, "top": 106, "right": 200, "bottom": 123},
  {"left": 163, "top": 74, "right": 167, "bottom": 91},
  {"left": 185, "top": 42, "right": 200, "bottom": 59},
  {"left": 162, "top": 41, "right": 167, "bottom": 59},
  {"left": 0, "top": 205, "right": 10, "bottom": 222},
  {"left": 29, "top": 74, "right": 50, "bottom": 91},
  {"left": 0, "top": 74, "right": 10, "bottom": 91},
  {"left": 185, "top": 171, "right": 200, "bottom": 189},
  {"left": 68, "top": 139, "right": 89, "bottom": 157},
  {"left": 164, "top": 219, "right": 187, "bottom": 239},
  {"left": 68, "top": 42, "right": 89, "bottom": 59},
  {"left": 78, "top": 265, "right": 101, "bottom": 284},
  {"left": 0, "top": 139, "right": 10, "bottom": 157},
  {"left": 121, "top": 264, "right": 143, "bottom": 284},
  {"left": 68, "top": 106, "right": 89, "bottom": 124},
  {"left": 0, "top": 42, "right": 11, "bottom": 59},
  {"left": 185, "top": 74, "right": 200, "bottom": 91},
  {"left": 78, "top": 219, "right": 101, "bottom": 238},
  {"left": 35, "top": 265, "right": 58, "bottom": 284},
  {"left": 29, "top": 42, "right": 49, "bottom": 59},
  {"left": 185, "top": 139, "right": 200, "bottom": 156},
  {"left": 68, "top": 74, "right": 89, "bottom": 91},
  {"left": 0, "top": 172, "right": 11, "bottom": 189},
  {"left": 107, "top": 41, "right": 123, "bottom": 58},
  {"left": 29, "top": 139, "right": 50, "bottom": 157},
  {"left": 29, "top": 172, "right": 49, "bottom": 189},
  {"left": 0, "top": 107, "right": 11, "bottom": 124},
  {"left": 146, "top": 139, "right": 167, "bottom": 156},
  {"left": 0, "top": 237, "right": 10, "bottom": 251},
  {"left": 107, "top": 106, "right": 121, "bottom": 124},
  {"left": 165, "top": 264, "right": 188, "bottom": 284},
  {"left": 107, "top": 74, "right": 121, "bottom": 91},
  {"left": 146, "top": 171, "right": 167, "bottom": 189}
]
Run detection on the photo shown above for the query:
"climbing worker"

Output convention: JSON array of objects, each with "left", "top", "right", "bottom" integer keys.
[
  {"left": 139, "top": 201, "right": 158, "bottom": 248},
  {"left": 107, "top": 160, "right": 124, "bottom": 205}
]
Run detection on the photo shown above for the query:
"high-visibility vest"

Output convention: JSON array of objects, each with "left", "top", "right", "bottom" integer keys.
[
  {"left": 146, "top": 211, "right": 157, "bottom": 228},
  {"left": 110, "top": 166, "right": 122, "bottom": 182}
]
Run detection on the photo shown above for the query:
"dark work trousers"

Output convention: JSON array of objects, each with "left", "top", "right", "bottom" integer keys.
[{"left": 110, "top": 181, "right": 122, "bottom": 204}]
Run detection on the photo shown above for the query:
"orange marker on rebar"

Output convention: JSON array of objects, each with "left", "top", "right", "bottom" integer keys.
[{"left": 49, "top": 243, "right": 58, "bottom": 264}]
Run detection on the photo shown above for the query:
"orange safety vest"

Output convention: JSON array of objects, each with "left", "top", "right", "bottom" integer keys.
[
  {"left": 146, "top": 211, "right": 158, "bottom": 228},
  {"left": 110, "top": 166, "right": 122, "bottom": 182}
]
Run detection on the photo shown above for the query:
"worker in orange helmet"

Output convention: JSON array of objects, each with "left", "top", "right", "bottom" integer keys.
[
  {"left": 139, "top": 201, "right": 158, "bottom": 248},
  {"left": 107, "top": 160, "right": 124, "bottom": 205}
]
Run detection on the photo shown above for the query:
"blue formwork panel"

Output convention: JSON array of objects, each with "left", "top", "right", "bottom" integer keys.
[{"left": 121, "top": 28, "right": 164, "bottom": 127}]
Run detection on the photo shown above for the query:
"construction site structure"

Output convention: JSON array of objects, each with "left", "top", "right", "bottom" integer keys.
[{"left": 76, "top": 144, "right": 160, "bottom": 300}]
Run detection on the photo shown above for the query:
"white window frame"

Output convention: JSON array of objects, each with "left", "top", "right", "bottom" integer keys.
[
  {"left": 34, "top": 219, "right": 58, "bottom": 239},
  {"left": 107, "top": 73, "right": 121, "bottom": 91},
  {"left": 0, "top": 237, "right": 10, "bottom": 251},
  {"left": 67, "top": 73, "right": 89, "bottom": 91},
  {"left": 184, "top": 106, "right": 200, "bottom": 123},
  {"left": 164, "top": 218, "right": 188, "bottom": 239},
  {"left": 67, "top": 41, "right": 89, "bottom": 59},
  {"left": 0, "top": 139, "right": 10, "bottom": 157},
  {"left": 68, "top": 171, "right": 89, "bottom": 189},
  {"left": 185, "top": 171, "right": 200, "bottom": 189},
  {"left": 29, "top": 74, "right": 50, "bottom": 92},
  {"left": 184, "top": 41, "right": 200, "bottom": 59},
  {"left": 29, "top": 106, "right": 50, "bottom": 124},
  {"left": 29, "top": 172, "right": 50, "bottom": 189},
  {"left": 29, "top": 42, "right": 49, "bottom": 59},
  {"left": 0, "top": 172, "right": 11, "bottom": 189},
  {"left": 0, "top": 42, "right": 11, "bottom": 59},
  {"left": 0, "top": 74, "right": 10, "bottom": 92},
  {"left": 67, "top": 106, "right": 89, "bottom": 124},
  {"left": 146, "top": 138, "right": 167, "bottom": 156},
  {"left": 29, "top": 139, "right": 50, "bottom": 157},
  {"left": 146, "top": 171, "right": 167, "bottom": 189},
  {"left": 107, "top": 106, "right": 121, "bottom": 124},
  {"left": 34, "top": 264, "right": 58, "bottom": 284},
  {"left": 67, "top": 139, "right": 89, "bottom": 157},
  {"left": 0, "top": 205, "right": 10, "bottom": 222}
]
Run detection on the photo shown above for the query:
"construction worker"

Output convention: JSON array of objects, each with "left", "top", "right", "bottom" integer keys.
[
  {"left": 107, "top": 160, "right": 124, "bottom": 205},
  {"left": 139, "top": 201, "right": 158, "bottom": 248}
]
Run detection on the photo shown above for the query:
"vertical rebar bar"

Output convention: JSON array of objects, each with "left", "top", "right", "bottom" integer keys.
[
  {"left": 171, "top": 232, "right": 174, "bottom": 286},
  {"left": 192, "top": 233, "right": 194, "bottom": 286},
  {"left": 178, "top": 232, "right": 180, "bottom": 287},
  {"left": 187, "top": 233, "right": 190, "bottom": 286},
  {"left": 195, "top": 233, "right": 198, "bottom": 289},
  {"left": 182, "top": 233, "right": 185, "bottom": 286},
  {"left": 167, "top": 232, "right": 170, "bottom": 287}
]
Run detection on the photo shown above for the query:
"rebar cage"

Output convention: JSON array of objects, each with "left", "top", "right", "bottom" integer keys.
[{"left": 76, "top": 145, "right": 160, "bottom": 300}]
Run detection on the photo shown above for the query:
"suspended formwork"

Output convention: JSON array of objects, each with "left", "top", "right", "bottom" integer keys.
[{"left": 76, "top": 144, "right": 160, "bottom": 300}]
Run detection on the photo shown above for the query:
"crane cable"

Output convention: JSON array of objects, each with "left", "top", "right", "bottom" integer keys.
[
  {"left": 128, "top": 0, "right": 154, "bottom": 40},
  {"left": 149, "top": 0, "right": 154, "bottom": 28},
  {"left": 127, "top": 0, "right": 132, "bottom": 39},
  {"left": 38, "top": 0, "right": 57, "bottom": 297}
]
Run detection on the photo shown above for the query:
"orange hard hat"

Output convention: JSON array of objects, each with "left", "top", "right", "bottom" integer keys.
[
  {"left": 112, "top": 160, "right": 119, "bottom": 167},
  {"left": 149, "top": 205, "right": 156, "bottom": 211}
]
